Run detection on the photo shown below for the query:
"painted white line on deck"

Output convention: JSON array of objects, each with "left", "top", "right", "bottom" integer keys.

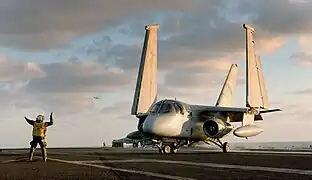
[
  {"left": 48, "top": 152, "right": 119, "bottom": 159},
  {"left": 1, "top": 157, "right": 41, "bottom": 164},
  {"left": 238, "top": 150, "right": 312, "bottom": 155},
  {"left": 48, "top": 157, "right": 196, "bottom": 180},
  {"left": 1, "top": 159, "right": 21, "bottom": 164},
  {"left": 75, "top": 159, "right": 152, "bottom": 163},
  {"left": 75, "top": 158, "right": 312, "bottom": 176},
  {"left": 193, "top": 149, "right": 312, "bottom": 155}
]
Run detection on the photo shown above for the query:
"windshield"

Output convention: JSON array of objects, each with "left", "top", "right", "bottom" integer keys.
[
  {"left": 158, "top": 102, "right": 175, "bottom": 114},
  {"left": 149, "top": 102, "right": 162, "bottom": 114},
  {"left": 149, "top": 100, "right": 184, "bottom": 114},
  {"left": 173, "top": 103, "right": 184, "bottom": 114}
]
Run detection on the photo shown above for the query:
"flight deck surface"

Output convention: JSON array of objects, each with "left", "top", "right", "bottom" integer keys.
[{"left": 1, "top": 147, "right": 312, "bottom": 180}]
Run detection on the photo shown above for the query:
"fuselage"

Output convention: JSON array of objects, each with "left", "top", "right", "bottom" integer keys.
[
  {"left": 127, "top": 98, "right": 265, "bottom": 142},
  {"left": 140, "top": 99, "right": 229, "bottom": 140}
]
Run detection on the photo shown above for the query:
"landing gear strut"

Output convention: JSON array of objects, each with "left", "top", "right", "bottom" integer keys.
[{"left": 204, "top": 138, "right": 230, "bottom": 153}]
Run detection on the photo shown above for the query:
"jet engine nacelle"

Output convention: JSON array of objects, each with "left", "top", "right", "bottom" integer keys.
[{"left": 203, "top": 118, "right": 233, "bottom": 138}]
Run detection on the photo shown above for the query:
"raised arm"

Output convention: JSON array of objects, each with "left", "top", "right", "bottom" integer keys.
[
  {"left": 46, "top": 112, "right": 54, "bottom": 127},
  {"left": 24, "top": 117, "right": 35, "bottom": 126}
]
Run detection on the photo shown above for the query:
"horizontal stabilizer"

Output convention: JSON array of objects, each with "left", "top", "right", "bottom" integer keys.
[{"left": 127, "top": 131, "right": 142, "bottom": 140}]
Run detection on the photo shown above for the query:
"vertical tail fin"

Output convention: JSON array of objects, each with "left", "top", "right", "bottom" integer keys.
[
  {"left": 215, "top": 64, "right": 238, "bottom": 107},
  {"left": 243, "top": 24, "right": 269, "bottom": 109},
  {"left": 131, "top": 24, "right": 159, "bottom": 115}
]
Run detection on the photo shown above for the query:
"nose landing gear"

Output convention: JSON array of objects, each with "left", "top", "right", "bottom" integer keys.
[
  {"left": 155, "top": 140, "right": 188, "bottom": 154},
  {"left": 161, "top": 144, "right": 178, "bottom": 154}
]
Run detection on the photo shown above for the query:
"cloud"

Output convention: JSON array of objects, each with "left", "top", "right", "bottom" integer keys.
[
  {"left": 0, "top": 0, "right": 208, "bottom": 50},
  {"left": 0, "top": 0, "right": 304, "bottom": 58},
  {"left": 26, "top": 60, "right": 134, "bottom": 93},
  {"left": 0, "top": 55, "right": 44, "bottom": 111},
  {"left": 258, "top": 37, "right": 286, "bottom": 54},
  {"left": 157, "top": 58, "right": 247, "bottom": 105},
  {"left": 23, "top": 60, "right": 137, "bottom": 115},
  {"left": 291, "top": 36, "right": 312, "bottom": 66},
  {"left": 293, "top": 87, "right": 312, "bottom": 94},
  {"left": 0, "top": 54, "right": 43, "bottom": 83},
  {"left": 95, "top": 1, "right": 288, "bottom": 74},
  {"left": 163, "top": 59, "right": 234, "bottom": 88},
  {"left": 101, "top": 100, "right": 134, "bottom": 120},
  {"left": 269, "top": 101, "right": 312, "bottom": 122},
  {"left": 291, "top": 52, "right": 312, "bottom": 66},
  {"left": 0, "top": 57, "right": 136, "bottom": 116},
  {"left": 0, "top": 87, "right": 31, "bottom": 110},
  {"left": 237, "top": 0, "right": 312, "bottom": 35}
]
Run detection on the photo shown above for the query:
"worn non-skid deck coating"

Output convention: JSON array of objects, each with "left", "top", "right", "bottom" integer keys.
[{"left": 1, "top": 148, "right": 312, "bottom": 180}]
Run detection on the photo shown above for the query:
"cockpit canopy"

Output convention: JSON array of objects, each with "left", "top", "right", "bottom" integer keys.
[{"left": 148, "top": 99, "right": 185, "bottom": 115}]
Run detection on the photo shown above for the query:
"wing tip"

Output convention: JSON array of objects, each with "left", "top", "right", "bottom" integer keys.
[{"left": 260, "top": 108, "right": 282, "bottom": 114}]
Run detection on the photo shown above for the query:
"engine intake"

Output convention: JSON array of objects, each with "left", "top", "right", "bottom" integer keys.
[
  {"left": 137, "top": 114, "right": 153, "bottom": 138},
  {"left": 203, "top": 118, "right": 233, "bottom": 138}
]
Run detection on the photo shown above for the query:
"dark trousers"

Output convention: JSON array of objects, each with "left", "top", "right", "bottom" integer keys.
[{"left": 29, "top": 136, "right": 47, "bottom": 161}]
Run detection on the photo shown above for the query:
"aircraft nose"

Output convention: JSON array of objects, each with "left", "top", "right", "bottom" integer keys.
[
  {"left": 142, "top": 114, "right": 179, "bottom": 136},
  {"left": 142, "top": 115, "right": 160, "bottom": 134}
]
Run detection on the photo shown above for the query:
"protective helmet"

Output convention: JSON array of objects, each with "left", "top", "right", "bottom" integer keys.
[{"left": 36, "top": 115, "right": 44, "bottom": 122}]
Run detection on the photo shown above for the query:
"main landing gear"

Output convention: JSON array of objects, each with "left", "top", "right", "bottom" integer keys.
[
  {"left": 154, "top": 138, "right": 229, "bottom": 154},
  {"left": 154, "top": 140, "right": 189, "bottom": 154},
  {"left": 204, "top": 138, "right": 230, "bottom": 153}
]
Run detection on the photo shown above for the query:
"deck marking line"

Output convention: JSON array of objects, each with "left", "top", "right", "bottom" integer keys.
[
  {"left": 75, "top": 158, "right": 312, "bottom": 176},
  {"left": 48, "top": 157, "right": 196, "bottom": 180}
]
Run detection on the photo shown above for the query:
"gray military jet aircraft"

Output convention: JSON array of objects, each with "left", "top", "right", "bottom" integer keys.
[{"left": 126, "top": 24, "right": 281, "bottom": 154}]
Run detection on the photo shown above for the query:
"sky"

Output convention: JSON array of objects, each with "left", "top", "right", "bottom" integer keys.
[{"left": 0, "top": 0, "right": 312, "bottom": 148}]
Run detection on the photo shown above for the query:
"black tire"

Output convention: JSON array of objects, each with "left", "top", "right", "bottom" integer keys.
[
  {"left": 163, "top": 145, "right": 173, "bottom": 154},
  {"left": 222, "top": 142, "right": 230, "bottom": 153},
  {"left": 170, "top": 143, "right": 178, "bottom": 154}
]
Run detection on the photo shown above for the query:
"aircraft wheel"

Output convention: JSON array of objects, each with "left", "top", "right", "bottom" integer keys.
[
  {"left": 170, "top": 143, "right": 178, "bottom": 153},
  {"left": 163, "top": 145, "right": 173, "bottom": 154},
  {"left": 222, "top": 142, "right": 230, "bottom": 153}
]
